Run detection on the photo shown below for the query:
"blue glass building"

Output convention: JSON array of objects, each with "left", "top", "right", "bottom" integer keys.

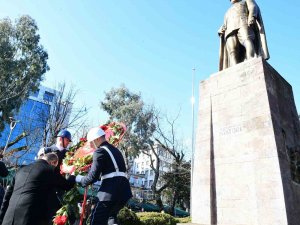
[{"left": 0, "top": 86, "right": 57, "bottom": 165}]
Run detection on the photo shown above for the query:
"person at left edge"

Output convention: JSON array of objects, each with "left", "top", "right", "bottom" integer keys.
[
  {"left": 0, "top": 153, "right": 75, "bottom": 225},
  {"left": 0, "top": 156, "right": 9, "bottom": 207},
  {"left": 37, "top": 129, "right": 72, "bottom": 172}
]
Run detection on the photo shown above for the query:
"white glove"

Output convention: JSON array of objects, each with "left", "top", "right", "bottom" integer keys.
[
  {"left": 75, "top": 175, "right": 101, "bottom": 186},
  {"left": 75, "top": 175, "right": 84, "bottom": 183},
  {"left": 93, "top": 181, "right": 102, "bottom": 186}
]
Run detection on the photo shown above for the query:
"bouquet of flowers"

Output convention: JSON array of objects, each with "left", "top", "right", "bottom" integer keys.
[
  {"left": 100, "top": 122, "right": 126, "bottom": 146},
  {"left": 60, "top": 138, "right": 93, "bottom": 176},
  {"left": 53, "top": 122, "right": 126, "bottom": 225}
]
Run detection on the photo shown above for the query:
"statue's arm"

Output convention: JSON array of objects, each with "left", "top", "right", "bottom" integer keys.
[
  {"left": 218, "top": 14, "right": 227, "bottom": 37},
  {"left": 246, "top": 0, "right": 259, "bottom": 25},
  {"left": 218, "top": 24, "right": 226, "bottom": 36}
]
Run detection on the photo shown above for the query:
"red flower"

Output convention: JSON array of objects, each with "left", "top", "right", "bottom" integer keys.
[
  {"left": 80, "top": 137, "right": 87, "bottom": 142},
  {"left": 100, "top": 125, "right": 108, "bottom": 131},
  {"left": 78, "top": 164, "right": 92, "bottom": 172},
  {"left": 105, "top": 129, "right": 114, "bottom": 140},
  {"left": 53, "top": 215, "right": 68, "bottom": 225},
  {"left": 61, "top": 164, "right": 76, "bottom": 174}
]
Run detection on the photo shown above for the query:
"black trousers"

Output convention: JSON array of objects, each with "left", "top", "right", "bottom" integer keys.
[{"left": 90, "top": 201, "right": 126, "bottom": 225}]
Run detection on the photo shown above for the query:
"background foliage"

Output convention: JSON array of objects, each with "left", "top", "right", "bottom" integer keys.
[{"left": 0, "top": 15, "right": 49, "bottom": 132}]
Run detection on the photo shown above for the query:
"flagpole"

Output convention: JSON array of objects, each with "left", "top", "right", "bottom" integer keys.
[{"left": 190, "top": 67, "right": 196, "bottom": 215}]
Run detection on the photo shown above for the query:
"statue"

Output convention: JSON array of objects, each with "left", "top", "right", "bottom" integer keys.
[{"left": 218, "top": 0, "right": 269, "bottom": 71}]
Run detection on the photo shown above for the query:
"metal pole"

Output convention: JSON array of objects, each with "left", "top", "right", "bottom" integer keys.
[
  {"left": 190, "top": 68, "right": 196, "bottom": 215},
  {"left": 3, "top": 117, "right": 19, "bottom": 155},
  {"left": 191, "top": 68, "right": 195, "bottom": 177}
]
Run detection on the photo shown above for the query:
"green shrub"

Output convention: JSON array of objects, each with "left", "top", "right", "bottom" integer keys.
[
  {"left": 137, "top": 212, "right": 177, "bottom": 225},
  {"left": 175, "top": 217, "right": 191, "bottom": 223},
  {"left": 118, "top": 207, "right": 141, "bottom": 225}
]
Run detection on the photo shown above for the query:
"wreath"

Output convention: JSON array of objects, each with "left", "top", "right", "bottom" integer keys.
[{"left": 53, "top": 122, "right": 126, "bottom": 225}]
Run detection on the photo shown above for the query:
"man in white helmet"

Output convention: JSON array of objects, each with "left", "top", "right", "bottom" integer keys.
[{"left": 72, "top": 127, "right": 132, "bottom": 225}]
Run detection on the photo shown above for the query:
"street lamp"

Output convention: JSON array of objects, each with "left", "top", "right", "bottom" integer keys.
[{"left": 3, "top": 117, "right": 20, "bottom": 155}]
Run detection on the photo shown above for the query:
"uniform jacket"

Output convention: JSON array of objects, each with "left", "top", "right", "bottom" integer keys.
[
  {"left": 0, "top": 160, "right": 74, "bottom": 225},
  {"left": 44, "top": 144, "right": 67, "bottom": 172},
  {"left": 80, "top": 141, "right": 132, "bottom": 202},
  {"left": 223, "top": 0, "right": 258, "bottom": 39}
]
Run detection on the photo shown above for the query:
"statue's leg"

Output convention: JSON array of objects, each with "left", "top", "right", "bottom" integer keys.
[
  {"left": 226, "top": 35, "right": 238, "bottom": 66},
  {"left": 238, "top": 27, "right": 256, "bottom": 60},
  {"left": 244, "top": 39, "right": 255, "bottom": 59}
]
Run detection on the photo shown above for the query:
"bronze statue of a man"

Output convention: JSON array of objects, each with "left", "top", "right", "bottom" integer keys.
[{"left": 218, "top": 0, "right": 269, "bottom": 71}]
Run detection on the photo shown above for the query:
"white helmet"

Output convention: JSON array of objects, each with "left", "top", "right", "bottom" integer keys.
[{"left": 87, "top": 127, "right": 105, "bottom": 142}]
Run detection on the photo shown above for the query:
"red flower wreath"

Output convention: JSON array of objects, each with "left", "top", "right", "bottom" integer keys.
[{"left": 53, "top": 215, "right": 68, "bottom": 225}]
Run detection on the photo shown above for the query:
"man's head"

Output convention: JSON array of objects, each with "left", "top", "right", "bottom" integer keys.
[
  {"left": 56, "top": 129, "right": 72, "bottom": 149},
  {"left": 42, "top": 153, "right": 59, "bottom": 167},
  {"left": 87, "top": 127, "right": 106, "bottom": 149}
]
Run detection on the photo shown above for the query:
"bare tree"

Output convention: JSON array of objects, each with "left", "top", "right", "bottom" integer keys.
[
  {"left": 41, "top": 82, "right": 88, "bottom": 146},
  {"left": 71, "top": 121, "right": 93, "bottom": 143},
  {"left": 1, "top": 132, "right": 28, "bottom": 160},
  {"left": 1, "top": 82, "right": 88, "bottom": 166},
  {"left": 1, "top": 103, "right": 51, "bottom": 166},
  {"left": 155, "top": 113, "right": 189, "bottom": 215},
  {"left": 141, "top": 142, "right": 169, "bottom": 211},
  {"left": 11, "top": 118, "right": 48, "bottom": 165},
  {"left": 144, "top": 111, "right": 189, "bottom": 214}
]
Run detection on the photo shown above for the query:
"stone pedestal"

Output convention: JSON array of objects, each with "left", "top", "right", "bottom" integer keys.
[{"left": 191, "top": 57, "right": 300, "bottom": 225}]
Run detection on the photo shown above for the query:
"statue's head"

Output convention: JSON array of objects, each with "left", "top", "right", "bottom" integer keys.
[{"left": 230, "top": 0, "right": 241, "bottom": 3}]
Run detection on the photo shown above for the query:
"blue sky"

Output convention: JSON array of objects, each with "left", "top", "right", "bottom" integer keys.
[{"left": 1, "top": 0, "right": 300, "bottom": 157}]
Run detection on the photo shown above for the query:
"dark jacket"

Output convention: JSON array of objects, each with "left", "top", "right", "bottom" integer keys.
[
  {"left": 0, "top": 162, "right": 8, "bottom": 178},
  {"left": 80, "top": 141, "right": 132, "bottom": 202},
  {"left": 0, "top": 160, "right": 74, "bottom": 225},
  {"left": 43, "top": 144, "right": 68, "bottom": 215},
  {"left": 0, "top": 161, "right": 8, "bottom": 207}
]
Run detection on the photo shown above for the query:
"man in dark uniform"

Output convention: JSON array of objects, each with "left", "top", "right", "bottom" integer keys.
[
  {"left": 37, "top": 129, "right": 72, "bottom": 171},
  {"left": 0, "top": 153, "right": 75, "bottom": 225},
  {"left": 73, "top": 127, "right": 132, "bottom": 225}
]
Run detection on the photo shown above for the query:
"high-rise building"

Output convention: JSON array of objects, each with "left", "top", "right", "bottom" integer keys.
[{"left": 0, "top": 85, "right": 62, "bottom": 165}]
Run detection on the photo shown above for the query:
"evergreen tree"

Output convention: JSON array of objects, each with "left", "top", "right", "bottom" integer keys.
[{"left": 0, "top": 15, "right": 49, "bottom": 132}]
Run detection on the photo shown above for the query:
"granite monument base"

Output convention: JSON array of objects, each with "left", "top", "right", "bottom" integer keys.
[{"left": 190, "top": 57, "right": 300, "bottom": 225}]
